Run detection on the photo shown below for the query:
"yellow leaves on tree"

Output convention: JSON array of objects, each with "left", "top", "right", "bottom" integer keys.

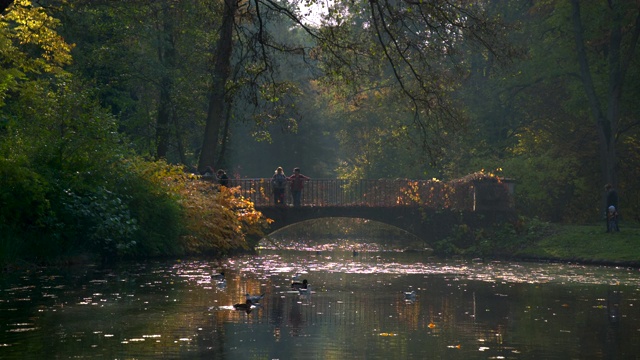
[
  {"left": 174, "top": 175, "right": 271, "bottom": 254},
  {"left": 129, "top": 160, "right": 271, "bottom": 254},
  {"left": 4, "top": 0, "right": 73, "bottom": 70},
  {"left": 1, "top": 0, "right": 73, "bottom": 106}
]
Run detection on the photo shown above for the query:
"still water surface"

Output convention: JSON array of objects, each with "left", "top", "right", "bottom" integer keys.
[{"left": 1, "top": 250, "right": 640, "bottom": 359}]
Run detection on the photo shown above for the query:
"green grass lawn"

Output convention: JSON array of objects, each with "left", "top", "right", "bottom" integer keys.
[{"left": 516, "top": 222, "right": 640, "bottom": 265}]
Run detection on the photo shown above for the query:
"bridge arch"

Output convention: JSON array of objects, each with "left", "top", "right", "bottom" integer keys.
[
  {"left": 255, "top": 205, "right": 515, "bottom": 245},
  {"left": 261, "top": 217, "right": 427, "bottom": 251}
]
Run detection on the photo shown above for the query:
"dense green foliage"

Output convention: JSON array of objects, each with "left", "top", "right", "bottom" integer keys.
[
  {"left": 0, "top": 1, "right": 268, "bottom": 267},
  {"left": 1, "top": 0, "right": 639, "bottom": 266},
  {"left": 55, "top": 1, "right": 640, "bottom": 224}
]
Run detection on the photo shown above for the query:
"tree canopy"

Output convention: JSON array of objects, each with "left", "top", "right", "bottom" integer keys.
[{"left": 2, "top": 0, "right": 640, "bottom": 263}]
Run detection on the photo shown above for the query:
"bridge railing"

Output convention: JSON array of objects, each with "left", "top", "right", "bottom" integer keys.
[{"left": 223, "top": 178, "right": 514, "bottom": 211}]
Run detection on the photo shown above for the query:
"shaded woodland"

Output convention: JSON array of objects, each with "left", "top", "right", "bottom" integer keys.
[{"left": 1, "top": 0, "right": 639, "bottom": 263}]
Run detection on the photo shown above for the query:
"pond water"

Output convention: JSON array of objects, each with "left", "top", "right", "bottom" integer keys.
[{"left": 1, "top": 249, "right": 640, "bottom": 359}]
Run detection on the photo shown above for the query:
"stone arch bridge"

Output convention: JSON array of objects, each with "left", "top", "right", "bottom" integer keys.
[{"left": 223, "top": 176, "right": 516, "bottom": 245}]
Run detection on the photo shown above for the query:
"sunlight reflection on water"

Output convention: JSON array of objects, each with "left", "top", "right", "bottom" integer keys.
[
  {"left": 2, "top": 248, "right": 640, "bottom": 359},
  {"left": 223, "top": 250, "right": 640, "bottom": 287}
]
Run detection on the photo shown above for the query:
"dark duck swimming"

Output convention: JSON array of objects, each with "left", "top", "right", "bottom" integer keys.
[
  {"left": 233, "top": 299, "right": 254, "bottom": 313},
  {"left": 291, "top": 279, "right": 308, "bottom": 290}
]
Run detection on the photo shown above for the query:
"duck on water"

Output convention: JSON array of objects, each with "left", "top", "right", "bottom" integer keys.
[
  {"left": 291, "top": 279, "right": 308, "bottom": 290},
  {"left": 233, "top": 299, "right": 254, "bottom": 313}
]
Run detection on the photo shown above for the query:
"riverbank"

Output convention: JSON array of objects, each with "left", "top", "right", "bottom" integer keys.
[{"left": 514, "top": 223, "right": 640, "bottom": 267}]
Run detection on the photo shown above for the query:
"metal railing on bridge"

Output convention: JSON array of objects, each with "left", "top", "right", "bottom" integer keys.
[{"left": 222, "top": 178, "right": 514, "bottom": 211}]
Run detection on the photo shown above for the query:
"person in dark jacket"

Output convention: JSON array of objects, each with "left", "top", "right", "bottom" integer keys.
[
  {"left": 605, "top": 183, "right": 619, "bottom": 232},
  {"left": 217, "top": 169, "right": 229, "bottom": 187},
  {"left": 288, "top": 168, "right": 310, "bottom": 207}
]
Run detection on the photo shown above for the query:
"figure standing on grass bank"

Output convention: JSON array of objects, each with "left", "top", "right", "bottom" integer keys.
[
  {"left": 605, "top": 183, "right": 619, "bottom": 232},
  {"left": 271, "top": 167, "right": 287, "bottom": 205},
  {"left": 288, "top": 168, "right": 310, "bottom": 207}
]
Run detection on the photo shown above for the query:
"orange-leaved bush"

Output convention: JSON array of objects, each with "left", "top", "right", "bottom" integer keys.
[{"left": 173, "top": 175, "right": 271, "bottom": 254}]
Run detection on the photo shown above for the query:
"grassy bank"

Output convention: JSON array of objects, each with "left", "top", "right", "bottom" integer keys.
[{"left": 515, "top": 223, "right": 640, "bottom": 266}]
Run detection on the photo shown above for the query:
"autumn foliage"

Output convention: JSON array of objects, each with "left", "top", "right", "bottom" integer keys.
[{"left": 171, "top": 173, "right": 270, "bottom": 254}]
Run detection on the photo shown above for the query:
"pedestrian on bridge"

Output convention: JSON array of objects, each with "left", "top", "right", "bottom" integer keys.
[
  {"left": 271, "top": 167, "right": 287, "bottom": 205},
  {"left": 288, "top": 168, "right": 310, "bottom": 207},
  {"left": 217, "top": 169, "right": 229, "bottom": 187}
]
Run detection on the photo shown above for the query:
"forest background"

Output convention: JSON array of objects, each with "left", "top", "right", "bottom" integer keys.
[{"left": 1, "top": 0, "right": 638, "bottom": 266}]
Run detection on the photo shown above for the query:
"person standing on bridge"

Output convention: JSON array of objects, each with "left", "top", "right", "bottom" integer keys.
[
  {"left": 288, "top": 167, "right": 310, "bottom": 207},
  {"left": 271, "top": 167, "right": 287, "bottom": 205},
  {"left": 217, "top": 169, "right": 229, "bottom": 187}
]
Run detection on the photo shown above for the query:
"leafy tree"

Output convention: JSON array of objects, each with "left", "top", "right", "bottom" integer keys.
[
  {"left": 568, "top": 0, "right": 639, "bottom": 188},
  {"left": 227, "top": 26, "right": 338, "bottom": 178},
  {"left": 439, "top": 1, "right": 640, "bottom": 222},
  {"left": 0, "top": 0, "right": 72, "bottom": 108},
  {"left": 194, "top": 0, "right": 515, "bottom": 173},
  {"left": 196, "top": 0, "right": 308, "bottom": 172},
  {"left": 51, "top": 0, "right": 214, "bottom": 165},
  {"left": 322, "top": 84, "right": 439, "bottom": 180},
  {"left": 26, "top": 0, "right": 515, "bottom": 179},
  {"left": 1, "top": 1, "right": 272, "bottom": 266},
  {"left": 505, "top": 0, "right": 639, "bottom": 208}
]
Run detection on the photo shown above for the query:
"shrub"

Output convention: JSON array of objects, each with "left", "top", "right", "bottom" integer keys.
[
  {"left": 0, "top": 159, "right": 57, "bottom": 264},
  {"left": 111, "top": 158, "right": 185, "bottom": 258},
  {"left": 173, "top": 175, "right": 270, "bottom": 255}
]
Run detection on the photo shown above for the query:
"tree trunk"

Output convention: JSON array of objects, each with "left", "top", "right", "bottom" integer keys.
[
  {"left": 156, "top": 3, "right": 176, "bottom": 160},
  {"left": 570, "top": 0, "right": 621, "bottom": 187},
  {"left": 156, "top": 77, "right": 172, "bottom": 159},
  {"left": 174, "top": 106, "right": 188, "bottom": 165},
  {"left": 197, "top": 0, "right": 237, "bottom": 173},
  {"left": 215, "top": 100, "right": 233, "bottom": 170},
  {"left": 604, "top": 1, "right": 622, "bottom": 187}
]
